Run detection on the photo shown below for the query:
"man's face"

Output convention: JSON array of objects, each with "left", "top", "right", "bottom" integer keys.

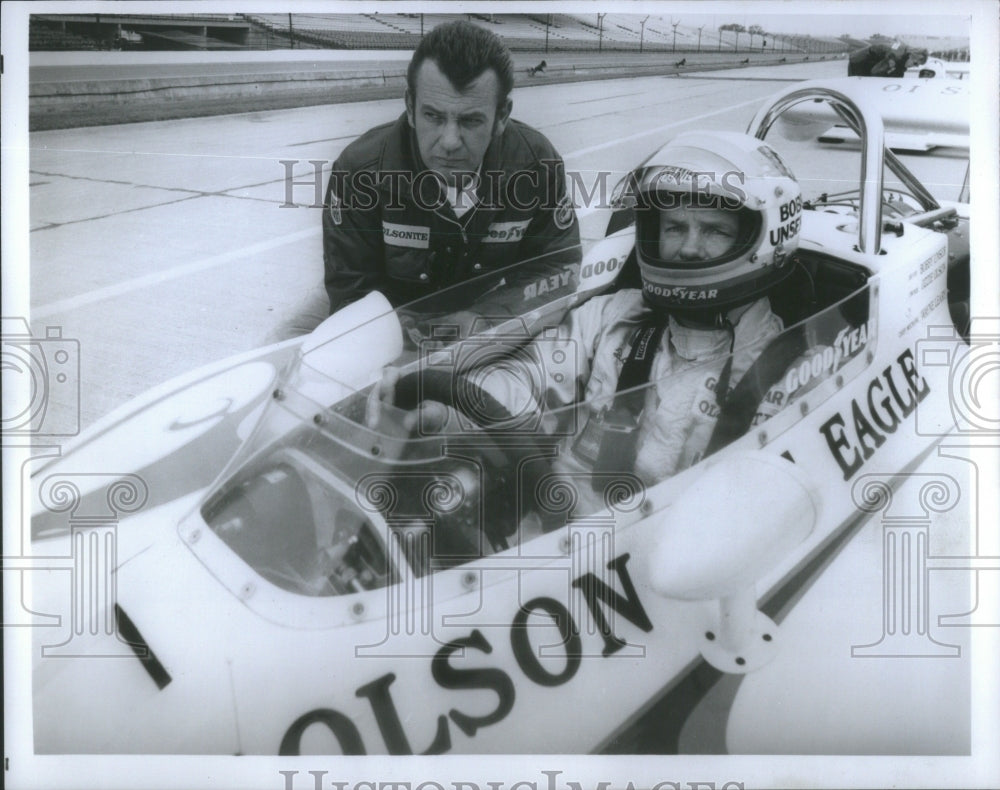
[
  {"left": 658, "top": 205, "right": 742, "bottom": 262},
  {"left": 406, "top": 59, "right": 512, "bottom": 187}
]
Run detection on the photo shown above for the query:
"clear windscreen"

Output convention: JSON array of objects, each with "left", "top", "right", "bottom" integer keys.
[{"left": 198, "top": 248, "right": 874, "bottom": 597}]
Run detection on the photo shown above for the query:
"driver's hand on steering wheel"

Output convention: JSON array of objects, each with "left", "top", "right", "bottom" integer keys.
[
  {"left": 365, "top": 365, "right": 454, "bottom": 435},
  {"left": 406, "top": 400, "right": 452, "bottom": 435}
]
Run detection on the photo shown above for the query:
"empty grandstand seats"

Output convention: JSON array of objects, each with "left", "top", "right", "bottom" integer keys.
[{"left": 29, "top": 12, "right": 851, "bottom": 54}]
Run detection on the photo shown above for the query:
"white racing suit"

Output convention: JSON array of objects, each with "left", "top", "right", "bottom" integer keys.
[{"left": 478, "top": 289, "right": 803, "bottom": 486}]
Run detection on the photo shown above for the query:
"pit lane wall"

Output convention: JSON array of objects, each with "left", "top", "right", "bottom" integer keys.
[{"left": 29, "top": 49, "right": 821, "bottom": 130}]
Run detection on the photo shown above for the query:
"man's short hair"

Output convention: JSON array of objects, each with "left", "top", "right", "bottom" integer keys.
[{"left": 407, "top": 20, "right": 515, "bottom": 109}]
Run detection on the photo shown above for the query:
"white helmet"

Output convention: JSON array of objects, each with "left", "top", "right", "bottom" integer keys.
[{"left": 628, "top": 131, "right": 801, "bottom": 316}]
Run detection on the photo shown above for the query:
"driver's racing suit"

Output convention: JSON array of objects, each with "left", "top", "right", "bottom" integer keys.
[{"left": 477, "top": 289, "right": 802, "bottom": 484}]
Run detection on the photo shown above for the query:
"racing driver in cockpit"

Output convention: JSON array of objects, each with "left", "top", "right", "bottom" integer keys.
[{"left": 377, "top": 131, "right": 820, "bottom": 491}]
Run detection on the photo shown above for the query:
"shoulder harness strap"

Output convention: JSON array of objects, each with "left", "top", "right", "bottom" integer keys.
[
  {"left": 704, "top": 323, "right": 809, "bottom": 458},
  {"left": 592, "top": 319, "right": 668, "bottom": 478}
]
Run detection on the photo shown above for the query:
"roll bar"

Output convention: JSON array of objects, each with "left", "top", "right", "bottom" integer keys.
[{"left": 747, "top": 81, "right": 942, "bottom": 256}]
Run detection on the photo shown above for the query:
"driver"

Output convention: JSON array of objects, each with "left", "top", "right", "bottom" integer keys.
[{"left": 381, "top": 131, "right": 812, "bottom": 489}]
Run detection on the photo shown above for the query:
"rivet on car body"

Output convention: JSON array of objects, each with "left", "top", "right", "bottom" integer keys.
[
  {"left": 800, "top": 402, "right": 809, "bottom": 416},
  {"left": 351, "top": 601, "right": 365, "bottom": 619},
  {"left": 462, "top": 571, "right": 478, "bottom": 590},
  {"left": 188, "top": 529, "right": 201, "bottom": 544},
  {"left": 758, "top": 431, "right": 768, "bottom": 446},
  {"left": 240, "top": 582, "right": 255, "bottom": 601}
]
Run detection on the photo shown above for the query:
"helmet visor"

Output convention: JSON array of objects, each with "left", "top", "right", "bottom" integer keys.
[{"left": 635, "top": 192, "right": 762, "bottom": 271}]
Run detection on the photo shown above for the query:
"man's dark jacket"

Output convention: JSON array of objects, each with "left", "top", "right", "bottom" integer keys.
[
  {"left": 848, "top": 43, "right": 912, "bottom": 77},
  {"left": 322, "top": 114, "right": 581, "bottom": 317}
]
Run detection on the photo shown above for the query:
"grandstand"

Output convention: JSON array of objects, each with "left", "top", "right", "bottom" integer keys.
[
  {"left": 32, "top": 13, "right": 260, "bottom": 51},
  {"left": 27, "top": 12, "right": 866, "bottom": 54},
  {"left": 898, "top": 34, "right": 970, "bottom": 58},
  {"left": 30, "top": 20, "right": 100, "bottom": 51}
]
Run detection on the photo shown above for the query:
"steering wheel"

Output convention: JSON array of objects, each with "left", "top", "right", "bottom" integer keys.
[{"left": 390, "top": 367, "right": 562, "bottom": 547}]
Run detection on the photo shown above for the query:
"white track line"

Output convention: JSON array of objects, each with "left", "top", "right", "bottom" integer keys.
[
  {"left": 563, "top": 94, "right": 764, "bottom": 161},
  {"left": 33, "top": 92, "right": 768, "bottom": 318},
  {"left": 33, "top": 227, "right": 319, "bottom": 319},
  {"left": 566, "top": 94, "right": 768, "bottom": 218}
]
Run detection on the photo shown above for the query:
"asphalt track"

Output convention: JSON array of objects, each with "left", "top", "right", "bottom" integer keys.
[
  {"left": 25, "top": 57, "right": 967, "bottom": 437},
  {"left": 28, "top": 50, "right": 808, "bottom": 82},
  {"left": 27, "top": 50, "right": 815, "bottom": 130}
]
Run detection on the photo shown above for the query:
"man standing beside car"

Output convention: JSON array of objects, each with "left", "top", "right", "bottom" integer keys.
[{"left": 272, "top": 21, "right": 581, "bottom": 341}]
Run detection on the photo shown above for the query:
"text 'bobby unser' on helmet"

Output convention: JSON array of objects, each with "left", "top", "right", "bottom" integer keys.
[{"left": 627, "top": 131, "right": 802, "bottom": 315}]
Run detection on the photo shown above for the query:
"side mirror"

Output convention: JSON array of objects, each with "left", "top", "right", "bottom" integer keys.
[{"left": 649, "top": 452, "right": 820, "bottom": 673}]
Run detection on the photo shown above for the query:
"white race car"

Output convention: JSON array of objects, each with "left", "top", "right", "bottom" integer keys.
[
  {"left": 906, "top": 57, "right": 970, "bottom": 79},
  {"left": 27, "top": 80, "right": 975, "bottom": 756},
  {"left": 781, "top": 76, "right": 970, "bottom": 152}
]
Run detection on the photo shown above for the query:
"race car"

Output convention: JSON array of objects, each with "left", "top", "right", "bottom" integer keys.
[
  {"left": 25, "top": 79, "right": 973, "bottom": 756},
  {"left": 780, "top": 76, "right": 970, "bottom": 152},
  {"left": 906, "top": 57, "right": 970, "bottom": 79}
]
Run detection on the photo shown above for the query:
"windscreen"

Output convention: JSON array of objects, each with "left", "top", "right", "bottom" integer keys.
[{"left": 198, "top": 252, "right": 873, "bottom": 594}]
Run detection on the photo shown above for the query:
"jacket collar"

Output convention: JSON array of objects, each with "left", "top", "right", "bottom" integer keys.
[{"left": 668, "top": 298, "right": 774, "bottom": 361}]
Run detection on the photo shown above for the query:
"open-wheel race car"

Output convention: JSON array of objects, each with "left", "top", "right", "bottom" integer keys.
[{"left": 28, "top": 79, "right": 974, "bottom": 756}]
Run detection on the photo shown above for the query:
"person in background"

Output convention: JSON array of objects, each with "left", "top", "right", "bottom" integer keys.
[{"left": 848, "top": 42, "right": 928, "bottom": 77}]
